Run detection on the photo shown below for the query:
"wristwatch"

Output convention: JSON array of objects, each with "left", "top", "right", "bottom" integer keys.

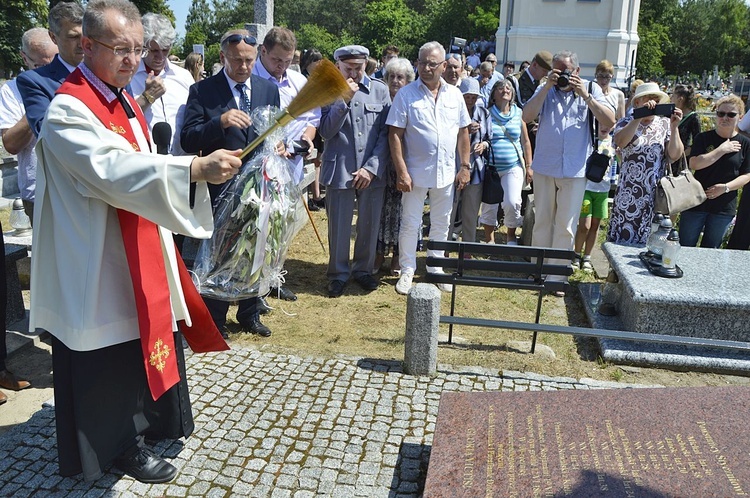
[{"left": 725, "top": 184, "right": 730, "bottom": 194}]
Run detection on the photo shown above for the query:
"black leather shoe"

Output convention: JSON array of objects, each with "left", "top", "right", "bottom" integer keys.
[
  {"left": 354, "top": 273, "right": 379, "bottom": 291},
  {"left": 115, "top": 447, "right": 177, "bottom": 484},
  {"left": 327, "top": 280, "right": 346, "bottom": 298},
  {"left": 270, "top": 286, "right": 297, "bottom": 301},
  {"left": 245, "top": 319, "right": 272, "bottom": 337},
  {"left": 219, "top": 327, "right": 230, "bottom": 340},
  {"left": 258, "top": 296, "right": 272, "bottom": 315},
  {"left": 307, "top": 198, "right": 320, "bottom": 212}
]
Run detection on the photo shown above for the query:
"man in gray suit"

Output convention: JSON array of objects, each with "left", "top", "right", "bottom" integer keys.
[{"left": 319, "top": 45, "right": 391, "bottom": 297}]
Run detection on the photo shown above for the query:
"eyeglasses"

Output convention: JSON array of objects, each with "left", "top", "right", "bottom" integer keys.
[
  {"left": 418, "top": 60, "right": 443, "bottom": 69},
  {"left": 717, "top": 111, "right": 738, "bottom": 118},
  {"left": 90, "top": 37, "right": 147, "bottom": 58},
  {"left": 223, "top": 34, "right": 257, "bottom": 46},
  {"left": 596, "top": 73, "right": 613, "bottom": 80}
]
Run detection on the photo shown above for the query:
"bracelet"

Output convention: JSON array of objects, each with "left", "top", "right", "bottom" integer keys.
[
  {"left": 143, "top": 93, "right": 155, "bottom": 104},
  {"left": 461, "top": 164, "right": 471, "bottom": 170}
]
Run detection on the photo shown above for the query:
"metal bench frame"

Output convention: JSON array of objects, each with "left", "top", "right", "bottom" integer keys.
[
  {"left": 425, "top": 240, "right": 750, "bottom": 355},
  {"left": 425, "top": 240, "right": 575, "bottom": 353}
]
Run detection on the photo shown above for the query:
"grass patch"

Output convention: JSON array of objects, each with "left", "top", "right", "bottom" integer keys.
[{"left": 226, "top": 208, "right": 749, "bottom": 388}]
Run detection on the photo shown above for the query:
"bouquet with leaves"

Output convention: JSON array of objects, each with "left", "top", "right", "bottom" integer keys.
[{"left": 193, "top": 106, "right": 300, "bottom": 300}]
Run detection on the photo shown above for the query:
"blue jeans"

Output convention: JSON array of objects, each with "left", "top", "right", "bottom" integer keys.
[{"left": 678, "top": 210, "right": 734, "bottom": 248}]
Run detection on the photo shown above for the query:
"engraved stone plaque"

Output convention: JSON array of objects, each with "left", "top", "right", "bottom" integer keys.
[{"left": 424, "top": 387, "right": 750, "bottom": 497}]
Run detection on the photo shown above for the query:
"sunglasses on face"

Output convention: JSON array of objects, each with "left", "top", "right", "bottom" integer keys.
[
  {"left": 717, "top": 111, "right": 738, "bottom": 118},
  {"left": 224, "top": 34, "right": 257, "bottom": 46}
]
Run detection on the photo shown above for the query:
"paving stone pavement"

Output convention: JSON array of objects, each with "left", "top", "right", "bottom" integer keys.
[{"left": 0, "top": 346, "right": 655, "bottom": 497}]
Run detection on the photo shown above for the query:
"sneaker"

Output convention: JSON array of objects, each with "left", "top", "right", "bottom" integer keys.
[
  {"left": 436, "top": 282, "right": 453, "bottom": 293},
  {"left": 395, "top": 270, "right": 414, "bottom": 295},
  {"left": 582, "top": 259, "right": 594, "bottom": 273}
]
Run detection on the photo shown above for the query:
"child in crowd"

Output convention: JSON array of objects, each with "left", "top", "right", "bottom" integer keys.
[{"left": 573, "top": 125, "right": 618, "bottom": 272}]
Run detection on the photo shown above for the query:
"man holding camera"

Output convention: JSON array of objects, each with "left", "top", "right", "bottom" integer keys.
[
  {"left": 522, "top": 50, "right": 614, "bottom": 292},
  {"left": 319, "top": 45, "right": 391, "bottom": 298}
]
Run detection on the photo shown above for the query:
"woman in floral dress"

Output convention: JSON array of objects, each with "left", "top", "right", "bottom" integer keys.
[{"left": 607, "top": 83, "right": 684, "bottom": 246}]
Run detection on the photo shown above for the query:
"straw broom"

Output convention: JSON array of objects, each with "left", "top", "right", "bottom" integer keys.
[
  {"left": 239, "top": 59, "right": 350, "bottom": 160},
  {"left": 240, "top": 58, "right": 349, "bottom": 251}
]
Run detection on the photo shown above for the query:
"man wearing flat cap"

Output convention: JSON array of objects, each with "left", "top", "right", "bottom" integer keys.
[{"left": 319, "top": 45, "right": 391, "bottom": 297}]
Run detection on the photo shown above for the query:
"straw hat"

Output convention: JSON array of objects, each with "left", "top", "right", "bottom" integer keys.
[{"left": 631, "top": 82, "right": 670, "bottom": 104}]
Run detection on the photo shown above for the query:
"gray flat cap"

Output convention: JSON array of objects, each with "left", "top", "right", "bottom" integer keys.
[{"left": 334, "top": 45, "right": 370, "bottom": 61}]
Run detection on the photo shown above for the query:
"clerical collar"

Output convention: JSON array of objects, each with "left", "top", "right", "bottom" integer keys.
[{"left": 79, "top": 63, "right": 135, "bottom": 118}]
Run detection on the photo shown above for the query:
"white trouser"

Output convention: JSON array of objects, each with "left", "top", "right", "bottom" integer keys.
[
  {"left": 399, "top": 184, "right": 455, "bottom": 274},
  {"left": 478, "top": 166, "right": 524, "bottom": 228},
  {"left": 531, "top": 173, "right": 587, "bottom": 279}
]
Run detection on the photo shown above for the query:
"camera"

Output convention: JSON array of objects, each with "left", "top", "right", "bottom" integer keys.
[
  {"left": 632, "top": 103, "right": 675, "bottom": 119},
  {"left": 557, "top": 70, "right": 571, "bottom": 88},
  {"left": 449, "top": 37, "right": 466, "bottom": 55}
]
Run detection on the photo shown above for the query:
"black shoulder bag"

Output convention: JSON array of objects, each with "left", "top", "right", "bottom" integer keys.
[{"left": 585, "top": 82, "right": 610, "bottom": 183}]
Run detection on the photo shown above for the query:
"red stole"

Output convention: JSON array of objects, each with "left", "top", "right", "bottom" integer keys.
[{"left": 57, "top": 68, "right": 229, "bottom": 400}]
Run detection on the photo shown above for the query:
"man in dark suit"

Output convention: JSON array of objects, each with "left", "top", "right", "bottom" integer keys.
[
  {"left": 16, "top": 1, "right": 84, "bottom": 219},
  {"left": 18, "top": 1, "right": 84, "bottom": 138},
  {"left": 318, "top": 45, "right": 390, "bottom": 298},
  {"left": 181, "top": 29, "right": 280, "bottom": 338}
]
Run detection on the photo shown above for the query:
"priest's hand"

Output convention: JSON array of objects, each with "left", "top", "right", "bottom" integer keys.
[{"left": 191, "top": 149, "right": 242, "bottom": 184}]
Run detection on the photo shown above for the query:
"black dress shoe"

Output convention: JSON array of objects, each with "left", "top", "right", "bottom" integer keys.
[
  {"left": 270, "top": 286, "right": 297, "bottom": 301},
  {"left": 327, "top": 280, "right": 346, "bottom": 298},
  {"left": 307, "top": 198, "right": 320, "bottom": 212},
  {"left": 115, "top": 447, "right": 177, "bottom": 484},
  {"left": 219, "top": 327, "right": 230, "bottom": 340},
  {"left": 354, "top": 273, "right": 379, "bottom": 291},
  {"left": 244, "top": 319, "right": 272, "bottom": 337},
  {"left": 258, "top": 296, "right": 272, "bottom": 315}
]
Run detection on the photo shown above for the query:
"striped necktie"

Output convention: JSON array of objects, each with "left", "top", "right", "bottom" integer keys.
[{"left": 235, "top": 83, "right": 251, "bottom": 114}]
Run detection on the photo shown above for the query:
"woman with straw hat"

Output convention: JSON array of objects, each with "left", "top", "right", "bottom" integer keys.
[{"left": 608, "top": 82, "right": 684, "bottom": 245}]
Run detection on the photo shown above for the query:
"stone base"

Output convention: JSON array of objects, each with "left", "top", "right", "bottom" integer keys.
[
  {"left": 603, "top": 243, "right": 750, "bottom": 342},
  {"left": 579, "top": 283, "right": 750, "bottom": 374}
]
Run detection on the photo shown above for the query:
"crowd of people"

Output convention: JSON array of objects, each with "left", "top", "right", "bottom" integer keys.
[{"left": 1, "top": 2, "right": 750, "bottom": 485}]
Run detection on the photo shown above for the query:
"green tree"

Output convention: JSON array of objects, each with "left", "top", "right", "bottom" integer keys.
[
  {"left": 0, "top": 0, "right": 48, "bottom": 77},
  {"left": 423, "top": 0, "right": 499, "bottom": 48},
  {"left": 295, "top": 23, "right": 354, "bottom": 59},
  {"left": 635, "top": 23, "right": 669, "bottom": 79},
  {"left": 182, "top": 0, "right": 213, "bottom": 56},
  {"left": 361, "top": 0, "right": 425, "bottom": 59},
  {"left": 131, "top": 0, "right": 175, "bottom": 21}
]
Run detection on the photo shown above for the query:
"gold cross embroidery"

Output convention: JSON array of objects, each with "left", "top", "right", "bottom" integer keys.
[
  {"left": 149, "top": 338, "right": 170, "bottom": 373},
  {"left": 109, "top": 122, "right": 126, "bottom": 134}
]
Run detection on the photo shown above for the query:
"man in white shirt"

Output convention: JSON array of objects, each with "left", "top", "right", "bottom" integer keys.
[
  {"left": 522, "top": 50, "right": 615, "bottom": 291},
  {"left": 0, "top": 27, "right": 57, "bottom": 406},
  {"left": 387, "top": 41, "right": 471, "bottom": 295},
  {"left": 252, "top": 26, "right": 320, "bottom": 302},
  {"left": 129, "top": 13, "right": 195, "bottom": 155},
  {"left": 0, "top": 28, "right": 58, "bottom": 216}
]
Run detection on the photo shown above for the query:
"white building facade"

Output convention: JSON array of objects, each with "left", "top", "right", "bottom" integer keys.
[{"left": 496, "top": 0, "right": 641, "bottom": 88}]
